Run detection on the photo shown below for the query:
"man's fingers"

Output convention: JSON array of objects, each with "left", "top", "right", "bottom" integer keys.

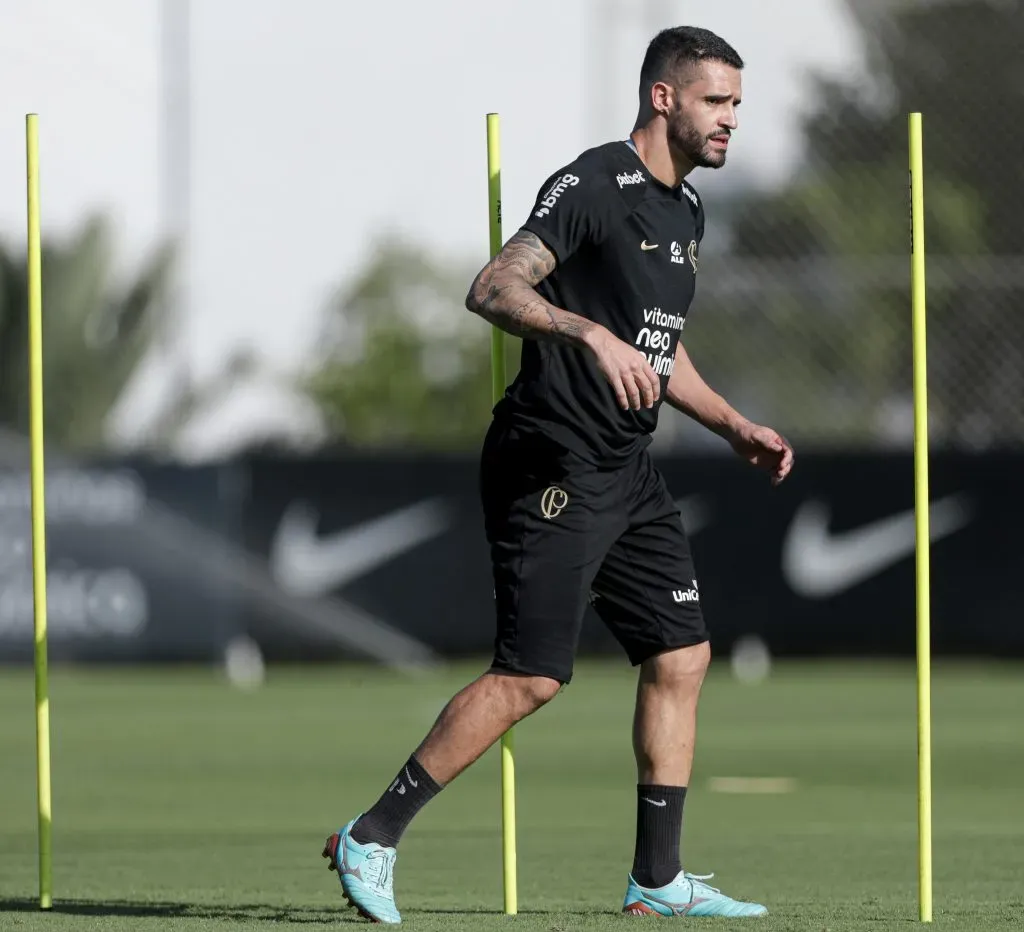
[
  {"left": 622, "top": 373, "right": 642, "bottom": 410},
  {"left": 635, "top": 369, "right": 655, "bottom": 409},
  {"left": 631, "top": 356, "right": 659, "bottom": 407},
  {"left": 607, "top": 370, "right": 630, "bottom": 410},
  {"left": 758, "top": 428, "right": 791, "bottom": 454},
  {"left": 646, "top": 365, "right": 661, "bottom": 404},
  {"left": 773, "top": 445, "right": 795, "bottom": 485},
  {"left": 606, "top": 347, "right": 662, "bottom": 410}
]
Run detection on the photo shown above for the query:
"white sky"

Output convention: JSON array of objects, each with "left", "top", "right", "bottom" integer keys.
[{"left": 0, "top": 0, "right": 862, "bottom": 457}]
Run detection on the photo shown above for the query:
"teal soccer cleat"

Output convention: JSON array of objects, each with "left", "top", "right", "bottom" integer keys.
[
  {"left": 322, "top": 817, "right": 401, "bottom": 924},
  {"left": 622, "top": 870, "right": 768, "bottom": 918}
]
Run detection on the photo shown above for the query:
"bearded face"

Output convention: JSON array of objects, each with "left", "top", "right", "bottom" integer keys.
[{"left": 664, "top": 61, "right": 741, "bottom": 169}]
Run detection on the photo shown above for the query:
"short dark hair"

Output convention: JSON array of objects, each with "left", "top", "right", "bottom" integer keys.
[{"left": 640, "top": 26, "right": 744, "bottom": 89}]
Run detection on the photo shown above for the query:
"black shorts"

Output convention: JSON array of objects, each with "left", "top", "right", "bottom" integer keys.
[{"left": 479, "top": 418, "right": 708, "bottom": 684}]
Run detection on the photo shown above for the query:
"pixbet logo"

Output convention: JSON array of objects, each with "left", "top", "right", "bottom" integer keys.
[
  {"left": 534, "top": 174, "right": 580, "bottom": 218},
  {"left": 617, "top": 170, "right": 645, "bottom": 188}
]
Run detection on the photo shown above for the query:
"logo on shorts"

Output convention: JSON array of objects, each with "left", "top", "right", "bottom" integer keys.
[
  {"left": 540, "top": 486, "right": 569, "bottom": 519},
  {"left": 672, "top": 579, "right": 700, "bottom": 602}
]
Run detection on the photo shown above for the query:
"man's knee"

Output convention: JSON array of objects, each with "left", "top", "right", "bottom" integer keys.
[
  {"left": 489, "top": 670, "right": 562, "bottom": 716},
  {"left": 641, "top": 640, "right": 711, "bottom": 688}
]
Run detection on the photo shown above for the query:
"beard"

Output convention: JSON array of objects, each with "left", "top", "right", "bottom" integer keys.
[{"left": 667, "top": 104, "right": 727, "bottom": 169}]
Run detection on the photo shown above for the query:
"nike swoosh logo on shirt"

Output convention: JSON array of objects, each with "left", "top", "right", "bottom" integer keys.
[
  {"left": 781, "top": 493, "right": 973, "bottom": 599},
  {"left": 270, "top": 498, "right": 451, "bottom": 598},
  {"left": 640, "top": 240, "right": 659, "bottom": 251}
]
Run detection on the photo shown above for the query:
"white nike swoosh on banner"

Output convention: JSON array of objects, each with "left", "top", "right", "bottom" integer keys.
[
  {"left": 781, "top": 493, "right": 974, "bottom": 599},
  {"left": 270, "top": 498, "right": 451, "bottom": 598}
]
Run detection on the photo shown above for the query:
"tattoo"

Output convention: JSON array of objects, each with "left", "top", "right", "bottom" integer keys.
[
  {"left": 466, "top": 231, "right": 594, "bottom": 346},
  {"left": 492, "top": 230, "right": 557, "bottom": 286}
]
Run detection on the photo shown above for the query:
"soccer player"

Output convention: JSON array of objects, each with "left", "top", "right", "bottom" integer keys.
[{"left": 322, "top": 25, "right": 794, "bottom": 922}]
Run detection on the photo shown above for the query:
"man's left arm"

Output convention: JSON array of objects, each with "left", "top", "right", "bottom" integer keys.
[{"left": 665, "top": 340, "right": 795, "bottom": 486}]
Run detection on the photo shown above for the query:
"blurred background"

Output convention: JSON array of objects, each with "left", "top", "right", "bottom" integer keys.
[
  {"left": 1, "top": 3, "right": 1023, "bottom": 926},
  {"left": 0, "top": 0, "right": 1021, "bottom": 671}
]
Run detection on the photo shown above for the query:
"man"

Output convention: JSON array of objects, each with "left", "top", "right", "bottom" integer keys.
[{"left": 322, "top": 25, "right": 793, "bottom": 922}]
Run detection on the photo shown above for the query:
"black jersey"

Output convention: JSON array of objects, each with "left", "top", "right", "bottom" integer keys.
[{"left": 494, "top": 140, "right": 705, "bottom": 467}]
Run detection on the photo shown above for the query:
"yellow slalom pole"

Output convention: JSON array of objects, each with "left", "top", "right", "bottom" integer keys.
[
  {"left": 908, "top": 111, "right": 932, "bottom": 924},
  {"left": 487, "top": 115, "right": 508, "bottom": 408},
  {"left": 486, "top": 111, "right": 517, "bottom": 916},
  {"left": 26, "top": 112, "right": 53, "bottom": 911}
]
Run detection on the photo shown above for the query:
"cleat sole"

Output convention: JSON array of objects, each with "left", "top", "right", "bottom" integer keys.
[
  {"left": 623, "top": 902, "right": 657, "bottom": 916},
  {"left": 322, "top": 831, "right": 387, "bottom": 923},
  {"left": 343, "top": 889, "right": 380, "bottom": 922}
]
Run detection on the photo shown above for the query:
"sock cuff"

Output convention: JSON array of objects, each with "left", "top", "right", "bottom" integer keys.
[
  {"left": 408, "top": 754, "right": 443, "bottom": 793},
  {"left": 638, "top": 783, "right": 687, "bottom": 798}
]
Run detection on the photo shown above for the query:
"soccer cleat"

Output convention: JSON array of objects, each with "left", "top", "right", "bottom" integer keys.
[
  {"left": 622, "top": 870, "right": 768, "bottom": 918},
  {"left": 322, "top": 816, "right": 401, "bottom": 924}
]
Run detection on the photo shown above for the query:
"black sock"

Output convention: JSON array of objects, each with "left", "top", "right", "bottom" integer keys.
[
  {"left": 631, "top": 784, "right": 686, "bottom": 888},
  {"left": 350, "top": 755, "right": 442, "bottom": 848}
]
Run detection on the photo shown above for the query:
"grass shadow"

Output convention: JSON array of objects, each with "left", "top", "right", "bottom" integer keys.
[
  {"left": 0, "top": 898, "right": 343, "bottom": 923},
  {"left": 409, "top": 908, "right": 553, "bottom": 915},
  {"left": 0, "top": 898, "right": 554, "bottom": 923}
]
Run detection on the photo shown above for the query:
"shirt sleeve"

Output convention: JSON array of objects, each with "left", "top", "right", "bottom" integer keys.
[{"left": 520, "top": 160, "right": 610, "bottom": 266}]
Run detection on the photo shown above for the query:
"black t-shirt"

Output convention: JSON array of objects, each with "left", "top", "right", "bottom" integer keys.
[{"left": 494, "top": 140, "right": 705, "bottom": 467}]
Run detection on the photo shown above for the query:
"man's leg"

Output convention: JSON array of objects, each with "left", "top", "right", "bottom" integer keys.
[
  {"left": 324, "top": 421, "right": 618, "bottom": 923},
  {"left": 630, "top": 641, "right": 710, "bottom": 887},
  {"left": 322, "top": 670, "right": 561, "bottom": 925},
  {"left": 351, "top": 670, "right": 560, "bottom": 847},
  {"left": 591, "top": 453, "right": 767, "bottom": 917}
]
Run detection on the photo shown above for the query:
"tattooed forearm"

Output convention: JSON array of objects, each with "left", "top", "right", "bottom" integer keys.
[
  {"left": 465, "top": 231, "right": 596, "bottom": 347},
  {"left": 493, "top": 230, "right": 557, "bottom": 284}
]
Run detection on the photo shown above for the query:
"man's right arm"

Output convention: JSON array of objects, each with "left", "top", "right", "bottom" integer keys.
[
  {"left": 464, "top": 230, "right": 596, "bottom": 347},
  {"left": 465, "top": 230, "right": 661, "bottom": 411}
]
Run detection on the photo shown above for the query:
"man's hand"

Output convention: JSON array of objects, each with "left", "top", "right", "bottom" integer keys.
[
  {"left": 728, "top": 421, "right": 795, "bottom": 486},
  {"left": 583, "top": 326, "right": 661, "bottom": 411}
]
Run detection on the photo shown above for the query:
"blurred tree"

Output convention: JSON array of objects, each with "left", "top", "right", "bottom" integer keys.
[
  {"left": 0, "top": 214, "right": 253, "bottom": 454},
  {"left": 708, "top": 0, "right": 1024, "bottom": 448},
  {"left": 304, "top": 240, "right": 519, "bottom": 450},
  {"left": 0, "top": 215, "right": 174, "bottom": 452},
  {"left": 810, "top": 0, "right": 1024, "bottom": 253}
]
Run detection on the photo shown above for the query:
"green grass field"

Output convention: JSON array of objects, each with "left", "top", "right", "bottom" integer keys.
[{"left": 1, "top": 659, "right": 1022, "bottom": 931}]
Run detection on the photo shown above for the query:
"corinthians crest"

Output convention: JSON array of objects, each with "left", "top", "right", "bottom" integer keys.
[{"left": 540, "top": 486, "right": 569, "bottom": 519}]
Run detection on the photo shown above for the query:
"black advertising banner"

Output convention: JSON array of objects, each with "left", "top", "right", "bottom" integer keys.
[
  {"left": 0, "top": 451, "right": 1020, "bottom": 665},
  {"left": 242, "top": 451, "right": 1024, "bottom": 660},
  {"left": 0, "top": 464, "right": 239, "bottom": 663}
]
